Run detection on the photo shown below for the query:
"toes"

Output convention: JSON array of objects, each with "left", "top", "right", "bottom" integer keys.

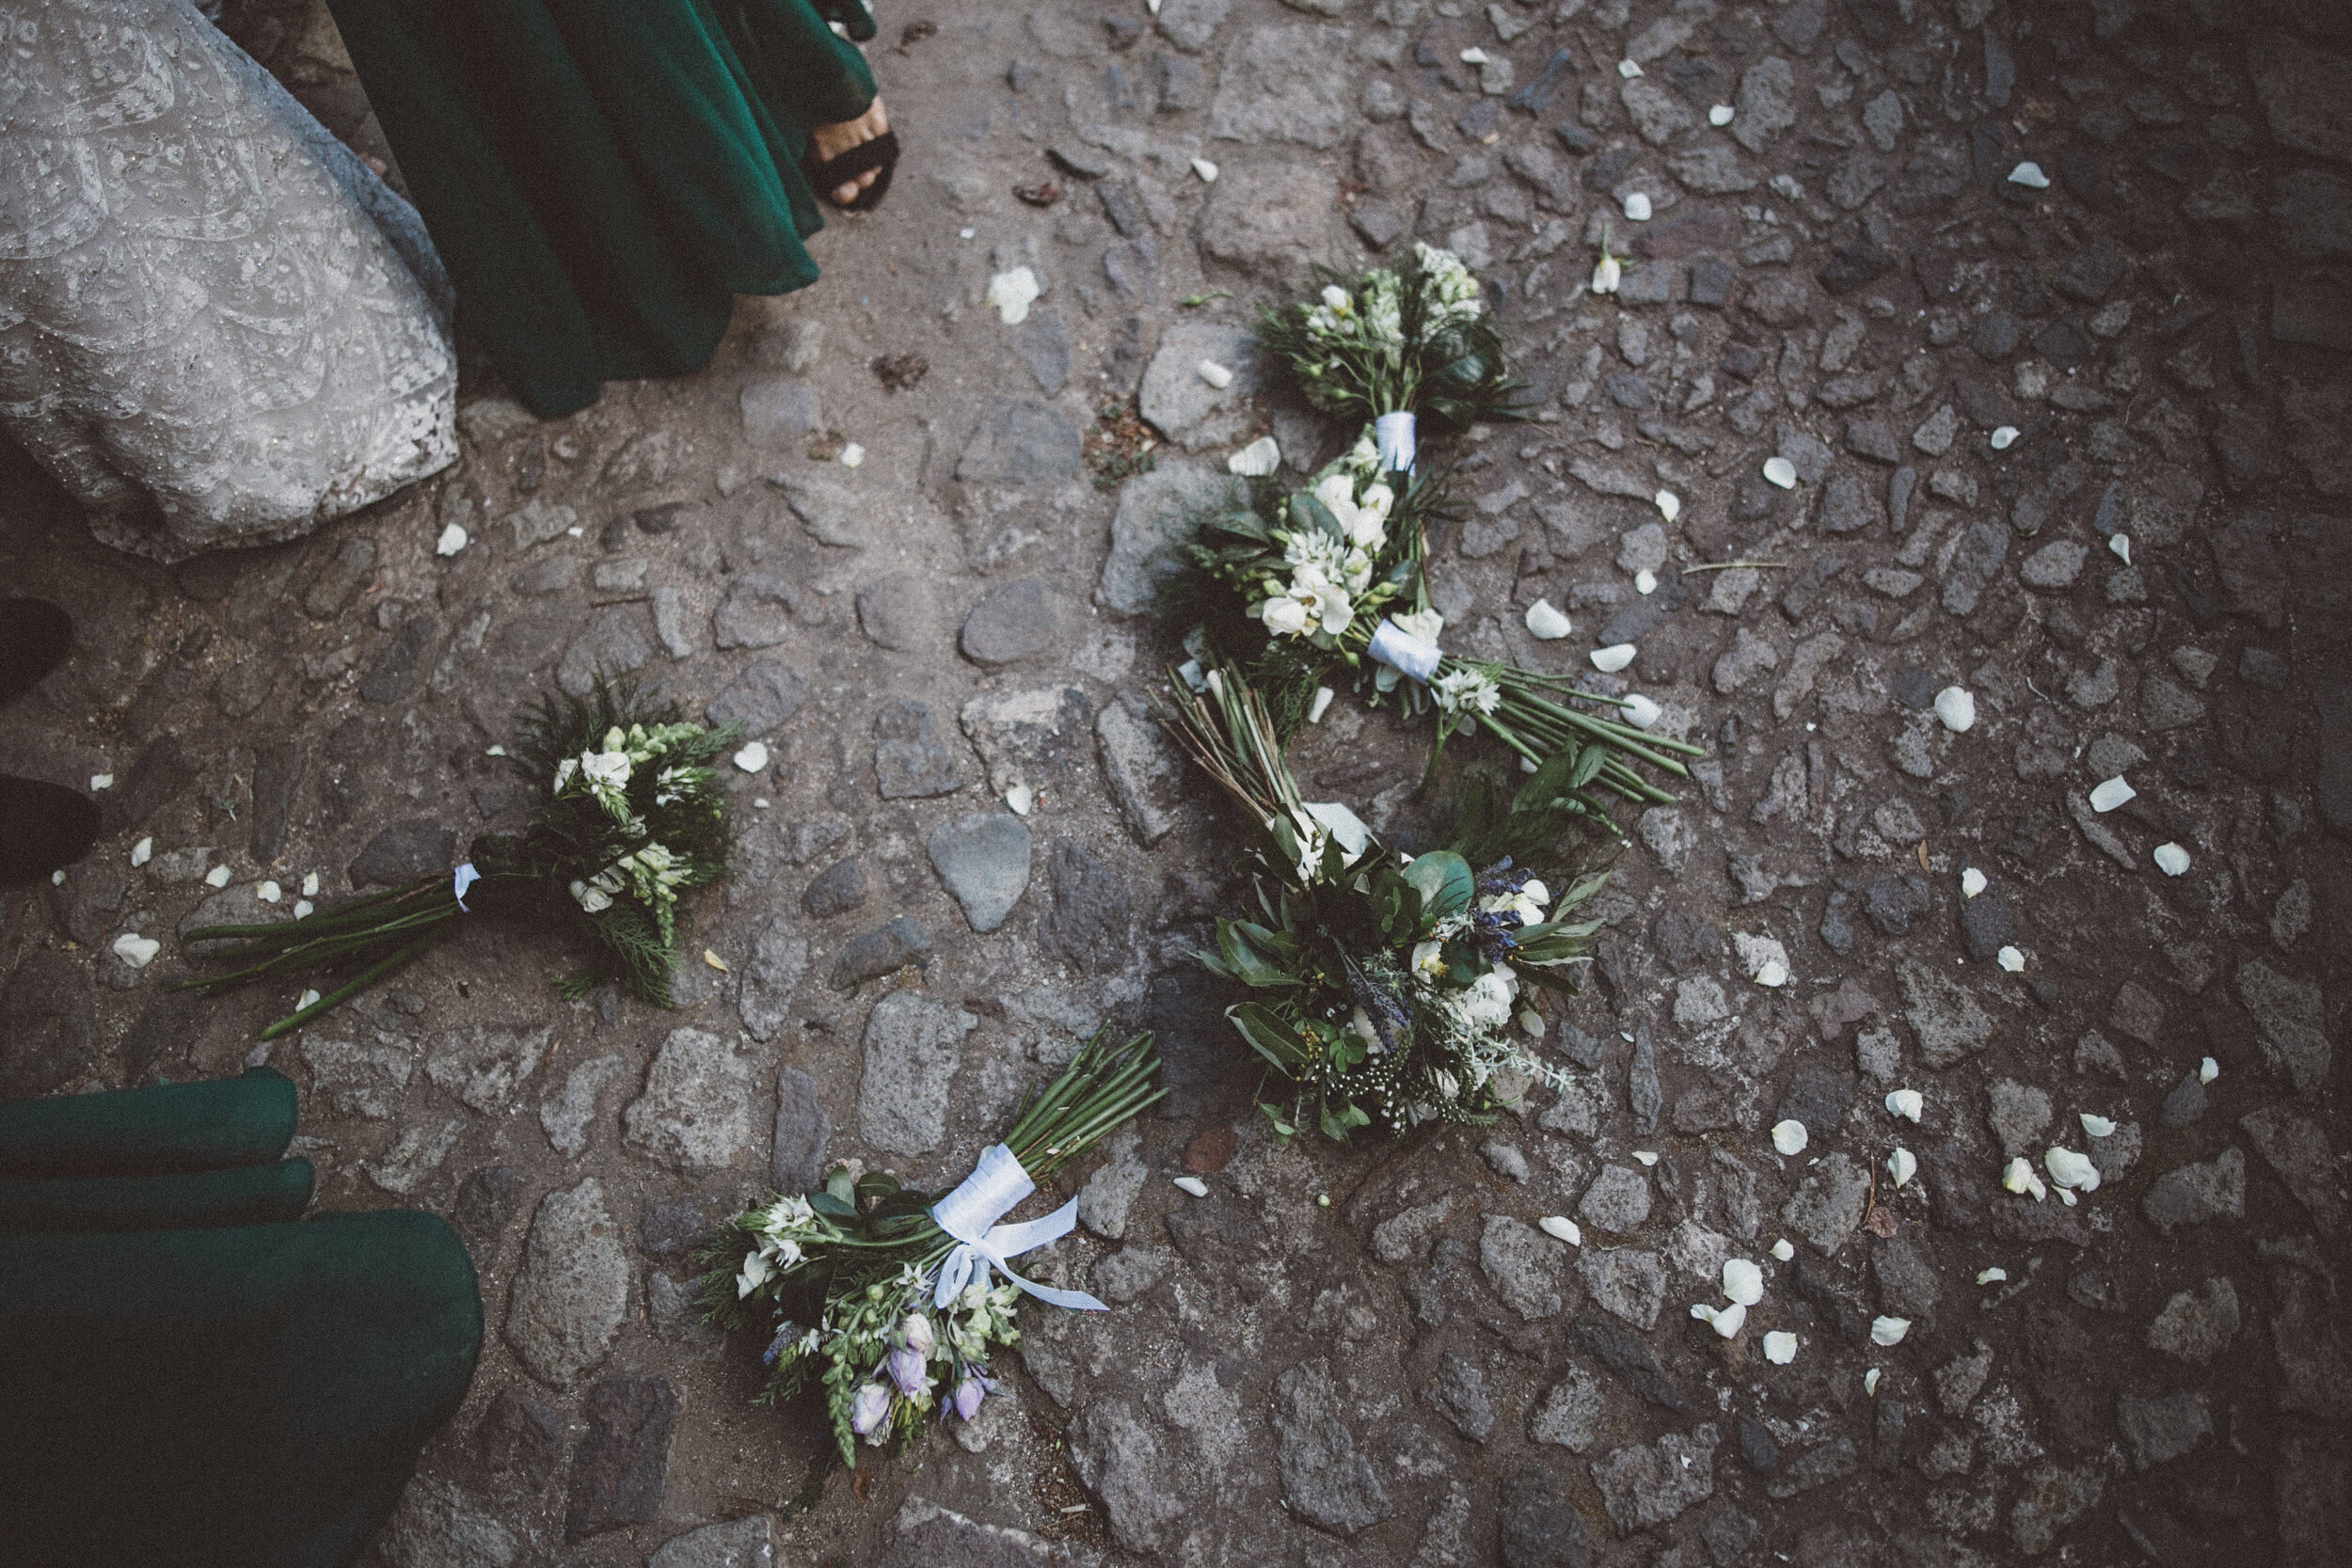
[{"left": 834, "top": 182, "right": 860, "bottom": 204}]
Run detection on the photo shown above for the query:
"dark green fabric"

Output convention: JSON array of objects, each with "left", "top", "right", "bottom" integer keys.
[
  {"left": 0, "top": 1158, "right": 315, "bottom": 1231},
  {"left": 325, "top": 0, "right": 879, "bottom": 417},
  {"left": 0, "top": 1066, "right": 295, "bottom": 1177},
  {"left": 0, "top": 1210, "right": 482, "bottom": 1568}
]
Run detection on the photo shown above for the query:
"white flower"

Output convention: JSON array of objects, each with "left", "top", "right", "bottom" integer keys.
[
  {"left": 1321, "top": 284, "right": 1351, "bottom": 311},
  {"left": 570, "top": 879, "right": 614, "bottom": 914},
  {"left": 1432, "top": 668, "right": 1502, "bottom": 717},
  {"left": 737, "top": 1249, "right": 774, "bottom": 1298},
  {"left": 1410, "top": 940, "right": 1445, "bottom": 977},
  {"left": 986, "top": 267, "right": 1041, "bottom": 325},
  {"left": 1590, "top": 253, "right": 1622, "bottom": 294},
  {"left": 1260, "top": 595, "right": 1311, "bottom": 636},
  {"left": 552, "top": 757, "right": 579, "bottom": 793},
  {"left": 1265, "top": 566, "right": 1352, "bottom": 637},
  {"left": 1452, "top": 969, "right": 1518, "bottom": 1030},
  {"left": 580, "top": 750, "right": 632, "bottom": 789}
]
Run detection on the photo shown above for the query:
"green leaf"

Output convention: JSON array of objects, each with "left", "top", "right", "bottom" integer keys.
[
  {"left": 1554, "top": 872, "right": 1610, "bottom": 911},
  {"left": 1403, "top": 849, "right": 1475, "bottom": 921},
  {"left": 1318, "top": 1101, "right": 1371, "bottom": 1142},
  {"left": 1215, "top": 920, "right": 1297, "bottom": 988},
  {"left": 1289, "top": 491, "right": 1347, "bottom": 543},
  {"left": 1228, "top": 1003, "right": 1311, "bottom": 1070},
  {"left": 1258, "top": 1102, "right": 1296, "bottom": 1140},
  {"left": 1512, "top": 747, "right": 1583, "bottom": 815},
  {"left": 1569, "top": 744, "right": 1609, "bottom": 790}
]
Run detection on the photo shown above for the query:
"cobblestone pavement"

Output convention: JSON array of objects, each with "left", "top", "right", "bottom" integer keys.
[{"left": 4, "top": 1, "right": 2349, "bottom": 1564}]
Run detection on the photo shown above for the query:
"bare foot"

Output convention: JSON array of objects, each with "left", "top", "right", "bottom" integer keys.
[{"left": 809, "top": 98, "right": 890, "bottom": 207}]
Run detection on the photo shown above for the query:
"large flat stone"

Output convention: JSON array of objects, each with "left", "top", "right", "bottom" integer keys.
[
  {"left": 503, "top": 1177, "right": 629, "bottom": 1391},
  {"left": 1208, "top": 24, "right": 1355, "bottom": 150},
  {"left": 1098, "top": 460, "right": 1250, "bottom": 614},
  {"left": 425, "top": 1024, "right": 553, "bottom": 1115},
  {"left": 1138, "top": 325, "right": 1263, "bottom": 452},
  {"left": 563, "top": 1374, "right": 676, "bottom": 1541},
  {"left": 927, "top": 812, "right": 1033, "bottom": 933},
  {"left": 2236, "top": 959, "right": 2330, "bottom": 1094},
  {"left": 955, "top": 398, "right": 1082, "bottom": 483},
  {"left": 857, "top": 992, "right": 977, "bottom": 1155},
  {"left": 622, "top": 1027, "right": 761, "bottom": 1173},
  {"left": 1271, "top": 1358, "right": 1391, "bottom": 1537}
]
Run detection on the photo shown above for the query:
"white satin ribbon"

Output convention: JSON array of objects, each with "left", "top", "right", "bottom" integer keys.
[
  {"left": 1374, "top": 410, "right": 1417, "bottom": 473},
  {"left": 930, "top": 1143, "right": 1105, "bottom": 1313},
  {"left": 452, "top": 863, "right": 480, "bottom": 911},
  {"left": 1368, "top": 617, "right": 1441, "bottom": 682}
]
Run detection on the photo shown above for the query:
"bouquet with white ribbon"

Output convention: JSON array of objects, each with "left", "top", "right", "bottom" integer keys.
[
  {"left": 1161, "top": 670, "right": 1607, "bottom": 1141},
  {"left": 179, "top": 676, "right": 736, "bottom": 1037},
  {"left": 694, "top": 1031, "right": 1163, "bottom": 1466}
]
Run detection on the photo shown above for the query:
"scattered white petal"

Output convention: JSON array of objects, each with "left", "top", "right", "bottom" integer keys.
[
  {"left": 90, "top": 773, "right": 114, "bottom": 791},
  {"left": 2200, "top": 1056, "right": 2219, "bottom": 1085},
  {"left": 1590, "top": 254, "right": 1621, "bottom": 294},
  {"left": 1770, "top": 1238, "right": 1795, "bottom": 1262},
  {"left": 1655, "top": 489, "right": 1680, "bottom": 522},
  {"left": 1172, "top": 1176, "right": 1209, "bottom": 1197},
  {"left": 486, "top": 745, "right": 507, "bottom": 756},
  {"left": 1865, "top": 1367, "right": 1882, "bottom": 1396},
  {"left": 112, "top": 933, "right": 160, "bottom": 969},
  {"left": 296, "top": 989, "right": 321, "bottom": 1011},
  {"left": 1191, "top": 157, "right": 1219, "bottom": 183},
  {"left": 985, "top": 267, "right": 1041, "bottom": 325},
  {"left": 1197, "top": 359, "right": 1233, "bottom": 389},
  {"left": 704, "top": 948, "right": 730, "bottom": 972},
  {"left": 1740, "top": 932, "right": 1792, "bottom": 989},
  {"left": 1888, "top": 1147, "right": 1917, "bottom": 1187},
  {"left": 734, "top": 741, "right": 771, "bottom": 773},
  {"left": 1706, "top": 1300, "right": 1746, "bottom": 1338},
  {"left": 302, "top": 872, "right": 320, "bottom": 896},
  {"left": 436, "top": 521, "right": 469, "bottom": 556},
  {"left": 1617, "top": 57, "right": 1643, "bottom": 78},
  {"left": 1960, "top": 867, "right": 1987, "bottom": 898},
  {"left": 1005, "top": 784, "right": 1034, "bottom": 816},
  {"left": 1977, "top": 1267, "right": 2009, "bottom": 1285},
  {"left": 1885, "top": 1088, "right": 1924, "bottom": 1122},
  {"left": 130, "top": 837, "right": 152, "bottom": 867},
  {"left": 1771, "top": 1119, "right": 1809, "bottom": 1156},
  {"left": 2153, "top": 841, "right": 2191, "bottom": 877},
  {"left": 1459, "top": 46, "right": 1488, "bottom": 64},
  {"left": 2058, "top": 1186, "right": 2078, "bottom": 1207},
  {"left": 2045, "top": 1147, "right": 2102, "bottom": 1193},
  {"left": 1996, "top": 945, "right": 2026, "bottom": 974},
  {"left": 257, "top": 880, "right": 281, "bottom": 903},
  {"left": 1634, "top": 569, "right": 1658, "bottom": 595},
  {"left": 1590, "top": 642, "right": 1637, "bottom": 673},
  {"left": 2079, "top": 1113, "right": 2116, "bottom": 1138},
  {"left": 1632, "top": 1149, "right": 1660, "bottom": 1166},
  {"left": 1933, "top": 686, "right": 1977, "bottom": 733},
  {"left": 838, "top": 442, "right": 866, "bottom": 468},
  {"left": 1622, "top": 192, "right": 1652, "bottom": 222},
  {"left": 1870, "top": 1315, "right": 1911, "bottom": 1346},
  {"left": 1308, "top": 687, "right": 1336, "bottom": 723},
  {"left": 2002, "top": 1155, "right": 2047, "bottom": 1200},
  {"left": 204, "top": 864, "right": 232, "bottom": 889},
  {"left": 1539, "top": 1215, "right": 1582, "bottom": 1245},
  {"left": 293, "top": 900, "right": 314, "bottom": 919},
  {"left": 1226, "top": 436, "right": 1280, "bottom": 477},
  {"left": 2089, "top": 776, "right": 2136, "bottom": 813},
  {"left": 565, "top": 525, "right": 584, "bottom": 537},
  {"left": 2109, "top": 532, "right": 2132, "bottom": 563},
  {"left": 52, "top": 869, "right": 65, "bottom": 886},
  {"left": 2008, "top": 160, "right": 2051, "bottom": 188},
  {"left": 1621, "top": 694, "right": 1662, "bottom": 730},
  {"left": 1990, "top": 425, "right": 2020, "bottom": 451},
  {"left": 1723, "top": 1259, "right": 1764, "bottom": 1307},
  {"left": 1524, "top": 600, "right": 1573, "bottom": 641},
  {"left": 1762, "top": 456, "right": 1798, "bottom": 489},
  {"left": 752, "top": 798, "right": 771, "bottom": 809},
  {"left": 960, "top": 226, "right": 976, "bottom": 240},
  {"left": 1708, "top": 103, "right": 1735, "bottom": 126},
  {"left": 1519, "top": 1007, "right": 1546, "bottom": 1038},
  {"left": 1763, "top": 1330, "right": 1798, "bottom": 1364}
]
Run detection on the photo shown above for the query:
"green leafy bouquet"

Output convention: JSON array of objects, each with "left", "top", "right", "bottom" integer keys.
[
  {"left": 1161, "top": 669, "right": 1609, "bottom": 1141},
  {"left": 179, "top": 677, "right": 738, "bottom": 1037},
  {"left": 693, "top": 1031, "right": 1164, "bottom": 1466}
]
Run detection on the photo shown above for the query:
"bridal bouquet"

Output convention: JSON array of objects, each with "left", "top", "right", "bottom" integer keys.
[
  {"left": 694, "top": 1031, "right": 1164, "bottom": 1466},
  {"left": 1162, "top": 670, "right": 1606, "bottom": 1141},
  {"left": 1254, "top": 243, "right": 1523, "bottom": 475},
  {"left": 1182, "top": 432, "right": 1700, "bottom": 815},
  {"left": 179, "top": 677, "right": 737, "bottom": 1037}
]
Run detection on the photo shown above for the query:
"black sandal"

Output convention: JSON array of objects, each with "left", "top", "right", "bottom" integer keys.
[{"left": 802, "top": 127, "right": 899, "bottom": 213}]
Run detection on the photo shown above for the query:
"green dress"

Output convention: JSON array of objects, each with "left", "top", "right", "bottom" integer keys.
[
  {"left": 0, "top": 1070, "right": 483, "bottom": 1567},
  {"left": 323, "top": 0, "right": 880, "bottom": 417}
]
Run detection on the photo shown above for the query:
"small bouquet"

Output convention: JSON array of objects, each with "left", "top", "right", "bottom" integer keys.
[
  {"left": 179, "top": 677, "right": 738, "bottom": 1037},
  {"left": 693, "top": 1031, "right": 1164, "bottom": 1466},
  {"left": 1182, "top": 431, "right": 1701, "bottom": 817},
  {"left": 1254, "top": 243, "right": 1523, "bottom": 475},
  {"left": 1161, "top": 670, "right": 1607, "bottom": 1141}
]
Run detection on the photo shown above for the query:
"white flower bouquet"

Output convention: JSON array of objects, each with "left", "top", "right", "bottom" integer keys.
[
  {"left": 693, "top": 1031, "right": 1164, "bottom": 1466},
  {"left": 180, "top": 676, "right": 738, "bottom": 1036},
  {"left": 1160, "top": 669, "right": 1608, "bottom": 1141}
]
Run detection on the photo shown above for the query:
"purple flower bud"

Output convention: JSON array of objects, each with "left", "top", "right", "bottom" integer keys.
[
  {"left": 954, "top": 1377, "right": 986, "bottom": 1421},
  {"left": 885, "top": 1346, "right": 930, "bottom": 1399},
  {"left": 899, "top": 1313, "right": 935, "bottom": 1356},
  {"left": 850, "top": 1382, "right": 891, "bottom": 1438}
]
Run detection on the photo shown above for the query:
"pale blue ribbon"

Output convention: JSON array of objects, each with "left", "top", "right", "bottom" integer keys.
[
  {"left": 1375, "top": 410, "right": 1417, "bottom": 474},
  {"left": 452, "top": 863, "right": 479, "bottom": 911},
  {"left": 930, "top": 1143, "right": 1105, "bottom": 1313},
  {"left": 1368, "top": 617, "right": 1441, "bottom": 682}
]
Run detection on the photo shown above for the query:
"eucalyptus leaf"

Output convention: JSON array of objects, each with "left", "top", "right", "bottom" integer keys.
[{"left": 1403, "top": 849, "right": 1474, "bottom": 920}]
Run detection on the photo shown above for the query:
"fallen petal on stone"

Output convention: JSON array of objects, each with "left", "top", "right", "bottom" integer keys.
[
  {"left": 1172, "top": 1176, "right": 1209, "bottom": 1197},
  {"left": 1590, "top": 642, "right": 1636, "bottom": 673},
  {"left": 1617, "top": 57, "right": 1643, "bottom": 78},
  {"left": 130, "top": 837, "right": 151, "bottom": 867},
  {"left": 90, "top": 773, "right": 113, "bottom": 791},
  {"left": 2002, "top": 1155, "right": 2047, "bottom": 1200},
  {"left": 2201, "top": 1056, "right": 2219, "bottom": 1084},
  {"left": 436, "top": 522, "right": 469, "bottom": 556},
  {"left": 1888, "top": 1147, "right": 1917, "bottom": 1187},
  {"left": 1005, "top": 784, "right": 1034, "bottom": 816},
  {"left": 1655, "top": 489, "right": 1680, "bottom": 522},
  {"left": 1524, "top": 599, "right": 1573, "bottom": 640},
  {"left": 2109, "top": 533, "right": 2131, "bottom": 563},
  {"left": 1763, "top": 1330, "right": 1798, "bottom": 1364},
  {"left": 257, "top": 880, "right": 281, "bottom": 903},
  {"left": 1459, "top": 46, "right": 1488, "bottom": 64},
  {"left": 2045, "top": 1147, "right": 2101, "bottom": 1192},
  {"left": 1771, "top": 1119, "right": 1808, "bottom": 1156},
  {"left": 1622, "top": 191, "right": 1652, "bottom": 222},
  {"left": 1539, "top": 1215, "right": 1581, "bottom": 1245},
  {"left": 839, "top": 442, "right": 866, "bottom": 468},
  {"left": 1996, "top": 945, "right": 2026, "bottom": 973},
  {"left": 734, "top": 741, "right": 771, "bottom": 773},
  {"left": 293, "top": 900, "right": 313, "bottom": 919},
  {"left": 2089, "top": 776, "right": 2136, "bottom": 813},
  {"left": 1708, "top": 1300, "right": 1745, "bottom": 1338},
  {"left": 1191, "top": 157, "right": 1218, "bottom": 183},
  {"left": 112, "top": 933, "right": 159, "bottom": 969},
  {"left": 2153, "top": 841, "right": 2190, "bottom": 877},
  {"left": 1634, "top": 569, "right": 1658, "bottom": 595},
  {"left": 1708, "top": 104, "right": 1735, "bottom": 126},
  {"left": 1770, "top": 1238, "right": 1794, "bottom": 1261},
  {"left": 1226, "top": 436, "right": 1280, "bottom": 477},
  {"left": 1885, "top": 1088, "right": 1924, "bottom": 1122},
  {"left": 1621, "top": 694, "right": 1662, "bottom": 729},
  {"left": 1864, "top": 1368, "right": 1881, "bottom": 1395},
  {"left": 1933, "top": 686, "right": 1977, "bottom": 733},
  {"left": 296, "top": 989, "right": 320, "bottom": 1011},
  {"left": 1870, "top": 1315, "right": 1911, "bottom": 1346},
  {"left": 2008, "top": 160, "right": 2051, "bottom": 188},
  {"left": 205, "top": 864, "right": 231, "bottom": 889},
  {"left": 1308, "top": 686, "right": 1335, "bottom": 723},
  {"left": 985, "top": 266, "right": 1041, "bottom": 325},
  {"left": 1197, "top": 359, "right": 1233, "bottom": 389},
  {"left": 1961, "top": 867, "right": 1987, "bottom": 898},
  {"left": 1762, "top": 456, "right": 1798, "bottom": 489},
  {"left": 302, "top": 872, "right": 320, "bottom": 896},
  {"left": 1977, "top": 1266, "right": 2008, "bottom": 1285},
  {"left": 2079, "top": 1113, "right": 2115, "bottom": 1138},
  {"left": 1990, "top": 425, "right": 2019, "bottom": 450},
  {"left": 1723, "top": 1258, "right": 1764, "bottom": 1306}
]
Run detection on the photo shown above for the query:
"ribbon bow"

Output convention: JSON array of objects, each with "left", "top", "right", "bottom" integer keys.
[{"left": 929, "top": 1144, "right": 1104, "bottom": 1313}]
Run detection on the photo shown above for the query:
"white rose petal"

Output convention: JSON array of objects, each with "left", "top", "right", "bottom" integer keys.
[
  {"left": 2045, "top": 1147, "right": 2101, "bottom": 1193},
  {"left": 1865, "top": 1367, "right": 1882, "bottom": 1396},
  {"left": 1708, "top": 104, "right": 1735, "bottom": 126},
  {"left": 1655, "top": 489, "right": 1680, "bottom": 521},
  {"left": 1005, "top": 785, "right": 1034, "bottom": 816},
  {"left": 1933, "top": 686, "right": 1977, "bottom": 733},
  {"left": 1617, "top": 57, "right": 1643, "bottom": 78},
  {"left": 1723, "top": 1259, "right": 1765, "bottom": 1307},
  {"left": 1888, "top": 1147, "right": 1917, "bottom": 1187},
  {"left": 436, "top": 521, "right": 469, "bottom": 556},
  {"left": 1706, "top": 1300, "right": 1746, "bottom": 1338},
  {"left": 112, "top": 933, "right": 160, "bottom": 969},
  {"left": 1978, "top": 1267, "right": 2009, "bottom": 1285},
  {"left": 2002, "top": 1155, "right": 2047, "bottom": 1200},
  {"left": 985, "top": 267, "right": 1041, "bottom": 325},
  {"left": 52, "top": 870, "right": 65, "bottom": 886},
  {"left": 1524, "top": 599, "right": 1573, "bottom": 641},
  {"left": 2008, "top": 161, "right": 2051, "bottom": 188},
  {"left": 1623, "top": 192, "right": 1652, "bottom": 222},
  {"left": 1308, "top": 687, "right": 1336, "bottom": 723},
  {"left": 1739, "top": 932, "right": 1791, "bottom": 989},
  {"left": 90, "top": 773, "right": 114, "bottom": 791},
  {"left": 1996, "top": 945, "right": 2026, "bottom": 974},
  {"left": 1763, "top": 1330, "right": 1798, "bottom": 1364},
  {"left": 1990, "top": 425, "right": 2020, "bottom": 450},
  {"left": 2200, "top": 1056, "right": 2219, "bottom": 1085},
  {"left": 302, "top": 872, "right": 320, "bottom": 896},
  {"left": 1459, "top": 46, "right": 1488, "bottom": 63},
  {"left": 1519, "top": 1007, "right": 1546, "bottom": 1037},
  {"left": 2079, "top": 1113, "right": 2116, "bottom": 1138},
  {"left": 296, "top": 989, "right": 321, "bottom": 1011},
  {"left": 1198, "top": 360, "right": 1233, "bottom": 389},
  {"left": 1621, "top": 694, "right": 1662, "bottom": 730},
  {"left": 257, "top": 880, "right": 281, "bottom": 903},
  {"left": 1172, "top": 1177, "right": 1209, "bottom": 1197},
  {"left": 1771, "top": 1238, "right": 1795, "bottom": 1261},
  {"left": 1539, "top": 1215, "right": 1582, "bottom": 1245},
  {"left": 1961, "top": 867, "right": 1987, "bottom": 898},
  {"left": 2089, "top": 776, "right": 2136, "bottom": 813},
  {"left": 2153, "top": 841, "right": 2190, "bottom": 877},
  {"left": 130, "top": 837, "right": 152, "bottom": 867},
  {"left": 1590, "top": 642, "right": 1636, "bottom": 673},
  {"left": 1634, "top": 569, "right": 1658, "bottom": 595},
  {"left": 1226, "top": 436, "right": 1280, "bottom": 477},
  {"left": 838, "top": 442, "right": 866, "bottom": 468},
  {"left": 1870, "top": 1315, "right": 1911, "bottom": 1346},
  {"left": 1762, "top": 456, "right": 1798, "bottom": 489},
  {"left": 2109, "top": 533, "right": 2132, "bottom": 563},
  {"left": 205, "top": 864, "right": 231, "bottom": 889},
  {"left": 293, "top": 900, "right": 314, "bottom": 919},
  {"left": 734, "top": 741, "right": 771, "bottom": 773},
  {"left": 1771, "top": 1119, "right": 1808, "bottom": 1156},
  {"left": 1632, "top": 1149, "right": 1660, "bottom": 1166},
  {"left": 1885, "top": 1088, "right": 1924, "bottom": 1122},
  {"left": 1191, "top": 157, "right": 1219, "bottom": 182}
]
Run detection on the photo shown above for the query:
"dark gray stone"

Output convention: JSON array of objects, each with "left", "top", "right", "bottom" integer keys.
[
  {"left": 771, "top": 1064, "right": 831, "bottom": 1194},
  {"left": 927, "top": 813, "right": 1033, "bottom": 933},
  {"left": 961, "top": 578, "right": 1059, "bottom": 665},
  {"left": 802, "top": 858, "right": 867, "bottom": 918},
  {"left": 504, "top": 1177, "right": 629, "bottom": 1391},
  {"left": 563, "top": 1375, "right": 677, "bottom": 1541},
  {"left": 738, "top": 918, "right": 806, "bottom": 1043},
  {"left": 857, "top": 993, "right": 977, "bottom": 1156},
  {"left": 475, "top": 1386, "right": 563, "bottom": 1490},
  {"left": 1012, "top": 307, "right": 1072, "bottom": 395},
  {"left": 250, "top": 738, "right": 305, "bottom": 862},
  {"left": 1043, "top": 839, "right": 1131, "bottom": 973},
  {"left": 2141, "top": 1147, "right": 2246, "bottom": 1234},
  {"left": 1431, "top": 1354, "right": 1496, "bottom": 1442},
  {"left": 360, "top": 616, "right": 435, "bottom": 703},
  {"left": 349, "top": 818, "right": 456, "bottom": 888},
  {"left": 1498, "top": 1466, "right": 1592, "bottom": 1568},
  {"left": 1942, "top": 520, "right": 2010, "bottom": 615},
  {"left": 873, "top": 700, "right": 962, "bottom": 799},
  {"left": 830, "top": 917, "right": 933, "bottom": 990},
  {"left": 450, "top": 1164, "right": 521, "bottom": 1257},
  {"left": 956, "top": 398, "right": 1083, "bottom": 483},
  {"left": 1591, "top": 1425, "right": 1719, "bottom": 1531},
  {"left": 1, "top": 950, "right": 99, "bottom": 1098},
  {"left": 557, "top": 606, "right": 655, "bottom": 694},
  {"left": 1271, "top": 1359, "right": 1391, "bottom": 1537},
  {"left": 2118, "top": 1390, "right": 2212, "bottom": 1470},
  {"left": 713, "top": 574, "right": 803, "bottom": 650},
  {"left": 704, "top": 659, "right": 808, "bottom": 736}
]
